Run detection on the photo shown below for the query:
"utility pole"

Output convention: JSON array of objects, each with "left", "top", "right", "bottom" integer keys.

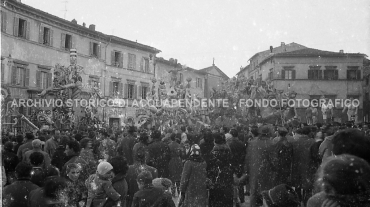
[{"left": 62, "top": 1, "right": 68, "bottom": 19}]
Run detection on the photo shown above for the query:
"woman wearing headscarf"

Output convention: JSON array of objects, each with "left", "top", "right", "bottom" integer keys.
[
  {"left": 179, "top": 144, "right": 207, "bottom": 207},
  {"left": 207, "top": 132, "right": 234, "bottom": 207}
]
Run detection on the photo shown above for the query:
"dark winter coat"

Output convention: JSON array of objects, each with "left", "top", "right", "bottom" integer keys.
[
  {"left": 271, "top": 137, "right": 294, "bottom": 186},
  {"left": 3, "top": 179, "right": 38, "bottom": 207},
  {"left": 51, "top": 146, "right": 68, "bottom": 172},
  {"left": 126, "top": 163, "right": 158, "bottom": 207},
  {"left": 16, "top": 139, "right": 33, "bottom": 161},
  {"left": 207, "top": 144, "right": 234, "bottom": 207},
  {"left": 226, "top": 136, "right": 247, "bottom": 175},
  {"left": 132, "top": 142, "right": 148, "bottom": 163},
  {"left": 104, "top": 173, "right": 128, "bottom": 207},
  {"left": 2, "top": 150, "right": 19, "bottom": 185},
  {"left": 117, "top": 134, "right": 136, "bottom": 165},
  {"left": 291, "top": 135, "right": 316, "bottom": 192},
  {"left": 132, "top": 184, "right": 175, "bottom": 207},
  {"left": 246, "top": 136, "right": 275, "bottom": 207},
  {"left": 168, "top": 140, "right": 183, "bottom": 182},
  {"left": 66, "top": 178, "right": 87, "bottom": 207},
  {"left": 146, "top": 140, "right": 171, "bottom": 178},
  {"left": 30, "top": 167, "right": 46, "bottom": 187},
  {"left": 28, "top": 187, "right": 66, "bottom": 207},
  {"left": 180, "top": 159, "right": 208, "bottom": 207}
]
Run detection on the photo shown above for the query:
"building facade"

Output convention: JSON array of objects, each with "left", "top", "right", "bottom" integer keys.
[
  {"left": 237, "top": 44, "right": 366, "bottom": 123},
  {"left": 363, "top": 58, "right": 370, "bottom": 123},
  {"left": 1, "top": 0, "right": 160, "bottom": 130}
]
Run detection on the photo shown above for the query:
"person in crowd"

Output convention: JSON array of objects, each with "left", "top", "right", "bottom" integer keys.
[
  {"left": 307, "top": 154, "right": 370, "bottom": 207},
  {"left": 290, "top": 126, "right": 316, "bottom": 204},
  {"left": 132, "top": 171, "right": 175, "bottom": 207},
  {"left": 146, "top": 129, "right": 171, "bottom": 178},
  {"left": 162, "top": 128, "right": 174, "bottom": 145},
  {"left": 85, "top": 161, "right": 121, "bottom": 207},
  {"left": 65, "top": 163, "right": 87, "bottom": 207},
  {"left": 23, "top": 139, "right": 51, "bottom": 169},
  {"left": 271, "top": 127, "right": 294, "bottom": 187},
  {"left": 98, "top": 131, "right": 116, "bottom": 161},
  {"left": 17, "top": 132, "right": 35, "bottom": 161},
  {"left": 310, "top": 129, "right": 324, "bottom": 171},
  {"left": 153, "top": 177, "right": 173, "bottom": 195},
  {"left": 29, "top": 151, "right": 47, "bottom": 187},
  {"left": 62, "top": 140, "right": 81, "bottom": 176},
  {"left": 44, "top": 130, "right": 60, "bottom": 158},
  {"left": 181, "top": 126, "right": 188, "bottom": 144},
  {"left": 117, "top": 126, "right": 136, "bottom": 165},
  {"left": 246, "top": 125, "right": 275, "bottom": 207},
  {"left": 261, "top": 184, "right": 300, "bottom": 207},
  {"left": 199, "top": 130, "right": 215, "bottom": 165},
  {"left": 2, "top": 141, "right": 19, "bottom": 185},
  {"left": 319, "top": 125, "right": 336, "bottom": 162},
  {"left": 179, "top": 144, "right": 207, "bottom": 207},
  {"left": 51, "top": 136, "right": 70, "bottom": 172},
  {"left": 76, "top": 138, "right": 98, "bottom": 181},
  {"left": 132, "top": 131, "right": 150, "bottom": 164},
  {"left": 208, "top": 132, "right": 234, "bottom": 207},
  {"left": 3, "top": 162, "right": 39, "bottom": 207},
  {"left": 168, "top": 133, "right": 183, "bottom": 197},
  {"left": 104, "top": 156, "right": 129, "bottom": 207},
  {"left": 28, "top": 176, "right": 69, "bottom": 207},
  {"left": 227, "top": 128, "right": 247, "bottom": 205},
  {"left": 12, "top": 134, "right": 24, "bottom": 155},
  {"left": 45, "top": 165, "right": 61, "bottom": 178}
]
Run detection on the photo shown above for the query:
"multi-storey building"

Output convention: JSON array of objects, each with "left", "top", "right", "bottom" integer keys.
[
  {"left": 363, "top": 59, "right": 370, "bottom": 122},
  {"left": 1, "top": 0, "right": 160, "bottom": 129},
  {"left": 237, "top": 43, "right": 366, "bottom": 123}
]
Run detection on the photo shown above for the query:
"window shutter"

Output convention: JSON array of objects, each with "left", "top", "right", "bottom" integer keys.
[
  {"left": 13, "top": 17, "right": 19, "bottom": 37},
  {"left": 133, "top": 55, "right": 136, "bottom": 70},
  {"left": 140, "top": 58, "right": 143, "bottom": 71},
  {"left": 39, "top": 25, "right": 44, "bottom": 44},
  {"left": 24, "top": 68, "right": 30, "bottom": 87},
  {"left": 281, "top": 70, "right": 285, "bottom": 79},
  {"left": 124, "top": 84, "right": 128, "bottom": 98},
  {"left": 89, "top": 42, "right": 93, "bottom": 56},
  {"left": 36, "top": 71, "right": 41, "bottom": 88},
  {"left": 111, "top": 51, "right": 115, "bottom": 66},
  {"left": 318, "top": 70, "right": 323, "bottom": 79},
  {"left": 71, "top": 35, "right": 75, "bottom": 49},
  {"left": 119, "top": 53, "right": 123, "bottom": 68},
  {"left": 1, "top": 64, "right": 4, "bottom": 83},
  {"left": 356, "top": 70, "right": 361, "bottom": 80},
  {"left": 118, "top": 82, "right": 123, "bottom": 98},
  {"left": 134, "top": 85, "right": 137, "bottom": 99},
  {"left": 61, "top": 33, "right": 66, "bottom": 49},
  {"left": 138, "top": 85, "right": 142, "bottom": 99},
  {"left": 47, "top": 73, "right": 52, "bottom": 88},
  {"left": 2, "top": 11, "right": 7, "bottom": 32},
  {"left": 109, "top": 81, "right": 113, "bottom": 97},
  {"left": 334, "top": 70, "right": 338, "bottom": 80},
  {"left": 49, "top": 29, "right": 53, "bottom": 47},
  {"left": 26, "top": 20, "right": 30, "bottom": 40},
  {"left": 292, "top": 70, "right": 296, "bottom": 80},
  {"left": 11, "top": 66, "right": 17, "bottom": 85},
  {"left": 97, "top": 44, "right": 101, "bottom": 59}
]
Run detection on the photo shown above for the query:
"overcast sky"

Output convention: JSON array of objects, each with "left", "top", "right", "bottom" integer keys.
[{"left": 23, "top": 0, "right": 370, "bottom": 78}]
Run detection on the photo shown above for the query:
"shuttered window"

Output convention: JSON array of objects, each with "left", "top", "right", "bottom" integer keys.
[
  {"left": 111, "top": 51, "right": 123, "bottom": 68},
  {"left": 308, "top": 66, "right": 322, "bottom": 80},
  {"left": 109, "top": 81, "right": 123, "bottom": 97},
  {"left": 347, "top": 66, "right": 361, "bottom": 80},
  {"left": 11, "top": 66, "right": 29, "bottom": 87},
  {"left": 13, "top": 17, "right": 30, "bottom": 39},
  {"left": 1, "top": 11, "right": 7, "bottom": 33},
  {"left": 128, "top": 54, "right": 136, "bottom": 70},
  {"left": 89, "top": 42, "right": 101, "bottom": 58},
  {"left": 36, "top": 70, "right": 52, "bottom": 89},
  {"left": 61, "top": 33, "right": 73, "bottom": 50},
  {"left": 39, "top": 25, "right": 53, "bottom": 46}
]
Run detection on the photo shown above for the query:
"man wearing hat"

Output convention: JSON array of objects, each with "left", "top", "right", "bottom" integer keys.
[
  {"left": 23, "top": 139, "right": 50, "bottom": 169},
  {"left": 132, "top": 171, "right": 175, "bottom": 207}
]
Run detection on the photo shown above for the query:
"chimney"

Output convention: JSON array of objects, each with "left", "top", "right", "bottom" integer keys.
[
  {"left": 89, "top": 24, "right": 95, "bottom": 31},
  {"left": 281, "top": 42, "right": 285, "bottom": 46},
  {"left": 339, "top": 50, "right": 344, "bottom": 53},
  {"left": 71, "top": 19, "right": 77, "bottom": 24},
  {"left": 83, "top": 23, "right": 86, "bottom": 27},
  {"left": 174, "top": 59, "right": 178, "bottom": 64},
  {"left": 270, "top": 46, "right": 273, "bottom": 53}
]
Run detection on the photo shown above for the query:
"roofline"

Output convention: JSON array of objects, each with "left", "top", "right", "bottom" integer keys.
[{"left": 4, "top": 0, "right": 161, "bottom": 54}]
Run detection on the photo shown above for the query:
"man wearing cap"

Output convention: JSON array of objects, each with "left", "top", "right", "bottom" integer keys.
[
  {"left": 23, "top": 139, "right": 51, "bottom": 169},
  {"left": 132, "top": 171, "right": 175, "bottom": 207}
]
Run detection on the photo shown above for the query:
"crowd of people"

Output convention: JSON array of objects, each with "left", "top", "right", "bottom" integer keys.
[{"left": 1, "top": 121, "right": 370, "bottom": 207}]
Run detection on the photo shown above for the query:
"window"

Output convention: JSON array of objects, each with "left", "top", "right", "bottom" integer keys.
[
  {"left": 347, "top": 95, "right": 360, "bottom": 100},
  {"left": 39, "top": 26, "right": 53, "bottom": 46},
  {"left": 61, "top": 33, "right": 72, "bottom": 50},
  {"left": 36, "top": 71, "right": 51, "bottom": 89},
  {"left": 1, "top": 11, "right": 7, "bottom": 32},
  {"left": 141, "top": 86, "right": 148, "bottom": 99},
  {"left": 324, "top": 66, "right": 338, "bottom": 80},
  {"left": 89, "top": 79, "right": 100, "bottom": 89},
  {"left": 268, "top": 69, "right": 273, "bottom": 80},
  {"left": 89, "top": 42, "right": 101, "bottom": 58},
  {"left": 347, "top": 66, "right": 361, "bottom": 80},
  {"left": 14, "top": 17, "right": 29, "bottom": 39},
  {"left": 128, "top": 54, "right": 136, "bottom": 70},
  {"left": 11, "top": 66, "right": 29, "bottom": 87},
  {"left": 196, "top": 78, "right": 203, "bottom": 88},
  {"left": 144, "top": 58, "right": 149, "bottom": 73},
  {"left": 127, "top": 84, "right": 135, "bottom": 99},
  {"left": 179, "top": 73, "right": 183, "bottom": 83},
  {"left": 308, "top": 66, "right": 322, "bottom": 80},
  {"left": 111, "top": 51, "right": 123, "bottom": 68}
]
